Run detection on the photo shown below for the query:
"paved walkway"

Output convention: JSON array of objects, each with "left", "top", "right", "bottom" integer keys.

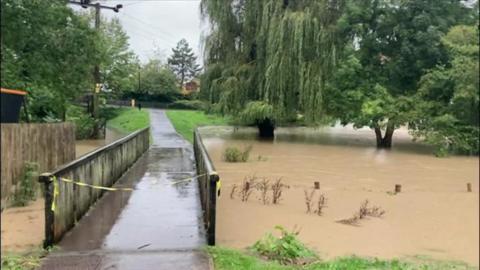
[{"left": 40, "top": 110, "right": 210, "bottom": 270}]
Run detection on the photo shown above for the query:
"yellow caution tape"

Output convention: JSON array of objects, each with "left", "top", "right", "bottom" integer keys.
[
  {"left": 58, "top": 177, "right": 134, "bottom": 191},
  {"left": 217, "top": 179, "right": 221, "bottom": 197},
  {"left": 49, "top": 176, "right": 133, "bottom": 212},
  {"left": 170, "top": 173, "right": 207, "bottom": 185},
  {"left": 51, "top": 176, "right": 59, "bottom": 212},
  {"left": 49, "top": 172, "right": 220, "bottom": 212}
]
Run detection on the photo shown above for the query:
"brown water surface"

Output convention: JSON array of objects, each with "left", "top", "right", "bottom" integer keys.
[
  {"left": 201, "top": 125, "right": 479, "bottom": 266},
  {"left": 75, "top": 128, "right": 125, "bottom": 158}
]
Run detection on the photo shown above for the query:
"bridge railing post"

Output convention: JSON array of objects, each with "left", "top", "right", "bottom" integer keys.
[
  {"left": 207, "top": 173, "right": 219, "bottom": 245},
  {"left": 39, "top": 173, "right": 54, "bottom": 248}
]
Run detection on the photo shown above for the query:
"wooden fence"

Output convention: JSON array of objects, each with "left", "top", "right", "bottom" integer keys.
[
  {"left": 39, "top": 127, "right": 150, "bottom": 247},
  {"left": 193, "top": 129, "right": 220, "bottom": 245},
  {"left": 1, "top": 123, "right": 76, "bottom": 205}
]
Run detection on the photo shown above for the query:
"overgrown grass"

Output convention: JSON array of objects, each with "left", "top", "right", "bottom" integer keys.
[
  {"left": 207, "top": 247, "right": 476, "bottom": 270},
  {"left": 105, "top": 107, "right": 150, "bottom": 134},
  {"left": 166, "top": 110, "right": 230, "bottom": 142},
  {"left": 1, "top": 248, "right": 48, "bottom": 270}
]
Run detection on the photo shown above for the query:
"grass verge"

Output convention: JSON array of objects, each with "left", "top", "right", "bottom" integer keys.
[
  {"left": 105, "top": 107, "right": 150, "bottom": 134},
  {"left": 166, "top": 110, "right": 230, "bottom": 143},
  {"left": 207, "top": 247, "right": 476, "bottom": 270},
  {"left": 1, "top": 248, "right": 48, "bottom": 270}
]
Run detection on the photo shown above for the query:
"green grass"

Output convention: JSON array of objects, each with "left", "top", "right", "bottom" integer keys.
[
  {"left": 166, "top": 110, "right": 230, "bottom": 142},
  {"left": 105, "top": 107, "right": 150, "bottom": 134},
  {"left": 207, "top": 247, "right": 476, "bottom": 270},
  {"left": 1, "top": 248, "right": 48, "bottom": 270}
]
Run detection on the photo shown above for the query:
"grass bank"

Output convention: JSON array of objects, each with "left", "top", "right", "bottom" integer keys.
[
  {"left": 207, "top": 247, "right": 475, "bottom": 270},
  {"left": 104, "top": 107, "right": 150, "bottom": 134},
  {"left": 1, "top": 248, "right": 48, "bottom": 270},
  {"left": 166, "top": 110, "right": 230, "bottom": 142}
]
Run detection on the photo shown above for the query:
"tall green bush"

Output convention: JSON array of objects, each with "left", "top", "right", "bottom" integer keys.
[{"left": 12, "top": 162, "right": 39, "bottom": 207}]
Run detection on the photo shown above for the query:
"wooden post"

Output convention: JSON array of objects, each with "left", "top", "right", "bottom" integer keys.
[
  {"left": 467, "top": 183, "right": 472, "bottom": 192},
  {"left": 395, "top": 184, "right": 402, "bottom": 193},
  {"left": 245, "top": 181, "right": 250, "bottom": 191},
  {"left": 207, "top": 173, "right": 219, "bottom": 245},
  {"left": 314, "top": 181, "right": 320, "bottom": 190},
  {"left": 39, "top": 173, "right": 54, "bottom": 248}
]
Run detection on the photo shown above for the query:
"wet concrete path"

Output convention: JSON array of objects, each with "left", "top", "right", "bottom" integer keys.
[{"left": 40, "top": 109, "right": 210, "bottom": 270}]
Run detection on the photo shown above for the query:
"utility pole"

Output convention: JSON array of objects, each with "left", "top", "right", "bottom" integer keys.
[
  {"left": 68, "top": 0, "right": 122, "bottom": 137},
  {"left": 138, "top": 67, "right": 141, "bottom": 93}
]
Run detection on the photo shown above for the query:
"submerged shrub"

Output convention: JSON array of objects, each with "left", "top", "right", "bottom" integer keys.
[{"left": 223, "top": 145, "right": 252, "bottom": 162}]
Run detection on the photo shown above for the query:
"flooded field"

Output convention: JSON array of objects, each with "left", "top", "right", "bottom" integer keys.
[
  {"left": 201, "top": 125, "right": 479, "bottom": 266},
  {"left": 75, "top": 128, "right": 125, "bottom": 158}
]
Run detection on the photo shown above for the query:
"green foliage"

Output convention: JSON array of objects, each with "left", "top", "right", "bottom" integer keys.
[
  {"left": 106, "top": 107, "right": 150, "bottom": 134},
  {"left": 166, "top": 110, "right": 230, "bottom": 142},
  {"left": 252, "top": 225, "right": 317, "bottom": 264},
  {"left": 1, "top": 0, "right": 98, "bottom": 120},
  {"left": 66, "top": 105, "right": 99, "bottom": 140},
  {"left": 239, "top": 102, "right": 275, "bottom": 125},
  {"left": 142, "top": 59, "right": 178, "bottom": 96},
  {"left": 223, "top": 146, "right": 252, "bottom": 163},
  {"left": 325, "top": 0, "right": 476, "bottom": 148},
  {"left": 1, "top": 1, "right": 139, "bottom": 123},
  {"left": 12, "top": 162, "right": 39, "bottom": 207},
  {"left": 1, "top": 250, "right": 45, "bottom": 270},
  {"left": 200, "top": 0, "right": 343, "bottom": 126},
  {"left": 168, "top": 39, "right": 201, "bottom": 87},
  {"left": 96, "top": 16, "right": 139, "bottom": 96},
  {"left": 167, "top": 100, "right": 206, "bottom": 110},
  {"left": 207, "top": 246, "right": 476, "bottom": 270},
  {"left": 208, "top": 246, "right": 294, "bottom": 270},
  {"left": 411, "top": 24, "right": 479, "bottom": 156}
]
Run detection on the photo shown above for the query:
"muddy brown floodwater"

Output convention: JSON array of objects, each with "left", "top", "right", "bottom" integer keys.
[
  {"left": 200, "top": 125, "right": 479, "bottom": 266},
  {"left": 75, "top": 128, "right": 125, "bottom": 158}
]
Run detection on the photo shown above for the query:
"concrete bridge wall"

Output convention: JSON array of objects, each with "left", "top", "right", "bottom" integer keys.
[
  {"left": 193, "top": 129, "right": 220, "bottom": 245},
  {"left": 39, "top": 127, "right": 150, "bottom": 247}
]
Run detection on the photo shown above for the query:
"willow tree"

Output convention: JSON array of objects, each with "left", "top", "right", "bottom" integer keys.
[{"left": 200, "top": 0, "right": 344, "bottom": 137}]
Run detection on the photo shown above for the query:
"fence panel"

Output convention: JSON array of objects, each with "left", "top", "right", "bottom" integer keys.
[{"left": 0, "top": 123, "right": 76, "bottom": 205}]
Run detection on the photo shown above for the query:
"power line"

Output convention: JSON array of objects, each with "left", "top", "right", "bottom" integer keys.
[
  {"left": 120, "top": 12, "right": 179, "bottom": 42},
  {"left": 119, "top": 16, "right": 178, "bottom": 47}
]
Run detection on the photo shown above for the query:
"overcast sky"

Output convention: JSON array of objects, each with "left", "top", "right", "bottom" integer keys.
[{"left": 71, "top": 0, "right": 205, "bottom": 64}]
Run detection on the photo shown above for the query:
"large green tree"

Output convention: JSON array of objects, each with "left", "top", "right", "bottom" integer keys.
[
  {"left": 411, "top": 24, "right": 479, "bottom": 155},
  {"left": 167, "top": 39, "right": 201, "bottom": 88},
  {"left": 1, "top": 0, "right": 97, "bottom": 120},
  {"left": 97, "top": 16, "right": 139, "bottom": 96},
  {"left": 132, "top": 59, "right": 179, "bottom": 102},
  {"left": 324, "top": 0, "right": 476, "bottom": 148},
  {"left": 200, "top": 0, "right": 344, "bottom": 137}
]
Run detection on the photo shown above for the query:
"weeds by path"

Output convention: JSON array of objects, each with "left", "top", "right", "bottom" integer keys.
[{"left": 1, "top": 248, "right": 48, "bottom": 270}]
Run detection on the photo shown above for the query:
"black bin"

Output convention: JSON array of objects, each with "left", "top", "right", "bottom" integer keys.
[{"left": 1, "top": 88, "right": 27, "bottom": 123}]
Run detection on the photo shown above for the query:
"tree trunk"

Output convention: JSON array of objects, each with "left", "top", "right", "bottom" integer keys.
[
  {"left": 257, "top": 118, "right": 275, "bottom": 139},
  {"left": 374, "top": 122, "right": 395, "bottom": 148}
]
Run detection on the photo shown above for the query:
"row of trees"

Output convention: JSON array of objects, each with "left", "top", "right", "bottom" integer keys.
[
  {"left": 124, "top": 39, "right": 201, "bottom": 102},
  {"left": 1, "top": 0, "right": 201, "bottom": 123},
  {"left": 199, "top": 0, "right": 479, "bottom": 155}
]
